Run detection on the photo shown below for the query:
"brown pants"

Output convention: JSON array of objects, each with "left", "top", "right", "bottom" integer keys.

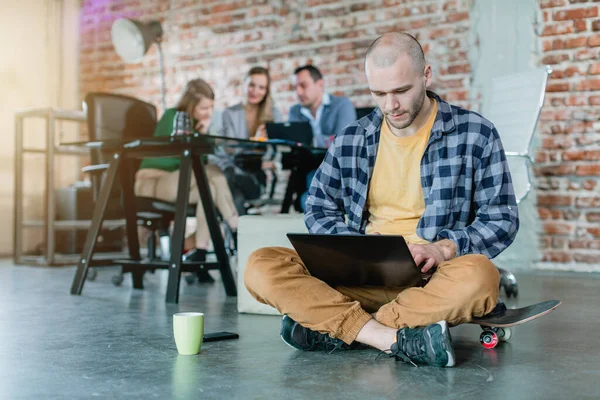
[
  {"left": 244, "top": 247, "right": 499, "bottom": 344},
  {"left": 134, "top": 166, "right": 238, "bottom": 249}
]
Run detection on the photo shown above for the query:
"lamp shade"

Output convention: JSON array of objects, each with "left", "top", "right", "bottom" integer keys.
[{"left": 111, "top": 18, "right": 163, "bottom": 63}]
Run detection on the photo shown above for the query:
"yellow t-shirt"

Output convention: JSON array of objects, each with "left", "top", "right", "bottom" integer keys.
[{"left": 365, "top": 100, "right": 438, "bottom": 244}]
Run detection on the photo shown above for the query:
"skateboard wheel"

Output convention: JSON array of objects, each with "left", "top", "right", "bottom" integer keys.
[
  {"left": 480, "top": 325, "right": 499, "bottom": 332},
  {"left": 499, "top": 327, "right": 512, "bottom": 341},
  {"left": 480, "top": 331, "right": 499, "bottom": 349}
]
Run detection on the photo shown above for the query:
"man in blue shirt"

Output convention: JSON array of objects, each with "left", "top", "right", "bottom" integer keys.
[
  {"left": 288, "top": 65, "right": 357, "bottom": 210},
  {"left": 289, "top": 65, "right": 357, "bottom": 148}
]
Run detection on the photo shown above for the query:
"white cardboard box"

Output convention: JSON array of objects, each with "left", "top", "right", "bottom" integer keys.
[{"left": 236, "top": 214, "right": 307, "bottom": 315}]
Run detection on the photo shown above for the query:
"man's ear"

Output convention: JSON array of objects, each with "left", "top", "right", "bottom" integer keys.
[
  {"left": 424, "top": 65, "right": 433, "bottom": 88},
  {"left": 317, "top": 79, "right": 324, "bottom": 91}
]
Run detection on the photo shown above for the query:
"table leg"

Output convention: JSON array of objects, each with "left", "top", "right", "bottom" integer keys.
[
  {"left": 71, "top": 155, "right": 120, "bottom": 295},
  {"left": 165, "top": 150, "right": 192, "bottom": 304},
  {"left": 281, "top": 168, "right": 301, "bottom": 214},
  {"left": 120, "top": 156, "right": 143, "bottom": 289},
  {"left": 191, "top": 157, "right": 237, "bottom": 297}
]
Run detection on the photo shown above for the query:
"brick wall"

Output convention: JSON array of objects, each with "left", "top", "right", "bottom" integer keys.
[
  {"left": 80, "top": 0, "right": 472, "bottom": 116},
  {"left": 79, "top": 0, "right": 600, "bottom": 270},
  {"left": 537, "top": 0, "right": 600, "bottom": 269}
]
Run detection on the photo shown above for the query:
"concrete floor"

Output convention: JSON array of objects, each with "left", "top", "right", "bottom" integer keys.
[{"left": 0, "top": 260, "right": 598, "bottom": 400}]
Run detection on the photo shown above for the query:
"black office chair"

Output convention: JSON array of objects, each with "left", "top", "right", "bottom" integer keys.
[
  {"left": 231, "top": 151, "right": 280, "bottom": 213},
  {"left": 356, "top": 106, "right": 376, "bottom": 119},
  {"left": 83, "top": 93, "right": 234, "bottom": 286}
]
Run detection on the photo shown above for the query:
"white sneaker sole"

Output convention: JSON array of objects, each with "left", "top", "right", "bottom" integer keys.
[
  {"left": 280, "top": 315, "right": 301, "bottom": 350},
  {"left": 435, "top": 320, "right": 455, "bottom": 367}
]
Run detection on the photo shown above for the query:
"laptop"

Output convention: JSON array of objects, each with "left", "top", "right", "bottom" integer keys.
[
  {"left": 265, "top": 122, "right": 313, "bottom": 146},
  {"left": 286, "top": 233, "right": 422, "bottom": 288}
]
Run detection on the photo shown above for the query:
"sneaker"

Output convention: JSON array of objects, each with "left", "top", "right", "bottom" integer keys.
[
  {"left": 280, "top": 315, "right": 353, "bottom": 352},
  {"left": 183, "top": 248, "right": 207, "bottom": 263},
  {"left": 390, "top": 320, "right": 455, "bottom": 367},
  {"left": 183, "top": 249, "right": 214, "bottom": 283}
]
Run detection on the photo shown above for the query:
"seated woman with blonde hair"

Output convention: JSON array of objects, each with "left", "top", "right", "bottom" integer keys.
[
  {"left": 135, "top": 78, "right": 238, "bottom": 283},
  {"left": 219, "top": 66, "right": 283, "bottom": 213}
]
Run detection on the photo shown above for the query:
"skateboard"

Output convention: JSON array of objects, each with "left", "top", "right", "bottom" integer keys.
[{"left": 467, "top": 300, "right": 562, "bottom": 349}]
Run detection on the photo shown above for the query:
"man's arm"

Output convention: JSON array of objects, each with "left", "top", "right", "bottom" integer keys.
[
  {"left": 333, "top": 98, "right": 358, "bottom": 134},
  {"left": 435, "top": 239, "right": 457, "bottom": 261},
  {"left": 288, "top": 105, "right": 303, "bottom": 122},
  {"left": 304, "top": 136, "right": 360, "bottom": 234},
  {"left": 436, "top": 127, "right": 519, "bottom": 259},
  {"left": 273, "top": 106, "right": 284, "bottom": 123}
]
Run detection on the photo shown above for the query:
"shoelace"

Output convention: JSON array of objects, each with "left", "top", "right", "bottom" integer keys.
[
  {"left": 374, "top": 348, "right": 417, "bottom": 367},
  {"left": 387, "top": 329, "right": 428, "bottom": 367},
  {"left": 306, "top": 331, "right": 346, "bottom": 353},
  {"left": 390, "top": 349, "right": 418, "bottom": 367}
]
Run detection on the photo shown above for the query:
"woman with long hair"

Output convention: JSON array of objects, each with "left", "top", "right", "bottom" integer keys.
[
  {"left": 219, "top": 66, "right": 283, "bottom": 213},
  {"left": 135, "top": 78, "right": 238, "bottom": 282}
]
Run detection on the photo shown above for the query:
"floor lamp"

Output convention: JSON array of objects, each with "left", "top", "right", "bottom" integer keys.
[{"left": 111, "top": 18, "right": 167, "bottom": 110}]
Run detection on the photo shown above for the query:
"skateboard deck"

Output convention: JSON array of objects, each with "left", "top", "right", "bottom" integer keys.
[{"left": 468, "top": 300, "right": 561, "bottom": 348}]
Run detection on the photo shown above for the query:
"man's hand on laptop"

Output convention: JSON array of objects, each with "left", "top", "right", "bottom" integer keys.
[
  {"left": 408, "top": 240, "right": 457, "bottom": 274},
  {"left": 371, "top": 232, "right": 457, "bottom": 275},
  {"left": 408, "top": 244, "right": 445, "bottom": 273}
]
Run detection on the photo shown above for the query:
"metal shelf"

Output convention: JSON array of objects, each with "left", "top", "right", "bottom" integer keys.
[
  {"left": 22, "top": 219, "right": 126, "bottom": 229},
  {"left": 15, "top": 107, "right": 86, "bottom": 121},
  {"left": 13, "top": 107, "right": 109, "bottom": 266},
  {"left": 18, "top": 252, "right": 127, "bottom": 266},
  {"left": 22, "top": 146, "right": 89, "bottom": 156}
]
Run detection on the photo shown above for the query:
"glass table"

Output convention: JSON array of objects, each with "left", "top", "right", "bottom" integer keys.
[{"left": 65, "top": 134, "right": 326, "bottom": 303}]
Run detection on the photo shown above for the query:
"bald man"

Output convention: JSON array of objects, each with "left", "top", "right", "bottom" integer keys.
[{"left": 244, "top": 33, "right": 518, "bottom": 367}]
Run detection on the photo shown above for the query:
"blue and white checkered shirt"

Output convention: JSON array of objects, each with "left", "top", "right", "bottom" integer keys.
[{"left": 304, "top": 92, "right": 519, "bottom": 259}]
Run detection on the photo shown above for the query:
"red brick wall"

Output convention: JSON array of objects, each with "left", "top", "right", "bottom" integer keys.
[
  {"left": 80, "top": 0, "right": 472, "bottom": 116},
  {"left": 537, "top": 0, "right": 600, "bottom": 267},
  {"left": 79, "top": 0, "right": 600, "bottom": 269}
]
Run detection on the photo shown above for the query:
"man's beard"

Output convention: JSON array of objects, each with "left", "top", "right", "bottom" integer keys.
[{"left": 386, "top": 88, "right": 426, "bottom": 130}]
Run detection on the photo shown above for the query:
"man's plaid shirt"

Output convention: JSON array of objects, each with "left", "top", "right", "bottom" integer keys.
[{"left": 304, "top": 92, "right": 519, "bottom": 259}]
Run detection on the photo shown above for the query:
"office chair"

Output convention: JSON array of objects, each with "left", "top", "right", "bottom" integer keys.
[
  {"left": 83, "top": 93, "right": 235, "bottom": 286},
  {"left": 355, "top": 106, "right": 375, "bottom": 119},
  {"left": 483, "top": 66, "right": 551, "bottom": 298}
]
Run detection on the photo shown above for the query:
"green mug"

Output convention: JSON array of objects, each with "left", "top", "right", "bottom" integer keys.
[{"left": 173, "top": 312, "right": 204, "bottom": 355}]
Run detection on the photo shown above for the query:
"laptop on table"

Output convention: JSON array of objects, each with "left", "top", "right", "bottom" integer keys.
[
  {"left": 286, "top": 234, "right": 422, "bottom": 288},
  {"left": 265, "top": 122, "right": 313, "bottom": 147}
]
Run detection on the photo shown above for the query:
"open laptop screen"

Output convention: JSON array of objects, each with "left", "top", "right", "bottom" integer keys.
[
  {"left": 265, "top": 122, "right": 313, "bottom": 146},
  {"left": 286, "top": 233, "right": 422, "bottom": 288}
]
